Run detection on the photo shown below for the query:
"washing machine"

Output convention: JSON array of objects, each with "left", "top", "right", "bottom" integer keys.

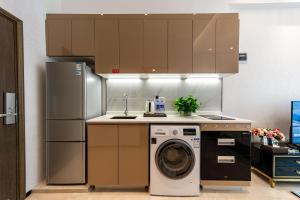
[{"left": 150, "top": 124, "right": 200, "bottom": 196}]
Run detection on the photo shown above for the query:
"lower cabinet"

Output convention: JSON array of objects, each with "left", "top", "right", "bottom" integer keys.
[
  {"left": 201, "top": 131, "right": 251, "bottom": 182},
  {"left": 88, "top": 124, "right": 149, "bottom": 186}
]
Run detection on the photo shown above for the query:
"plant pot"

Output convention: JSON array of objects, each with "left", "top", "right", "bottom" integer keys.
[{"left": 180, "top": 112, "right": 192, "bottom": 116}]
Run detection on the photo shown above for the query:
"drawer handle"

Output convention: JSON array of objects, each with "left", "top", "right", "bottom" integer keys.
[
  {"left": 217, "top": 156, "right": 235, "bottom": 164},
  {"left": 296, "top": 161, "right": 300, "bottom": 165},
  {"left": 296, "top": 170, "right": 300, "bottom": 175},
  {"left": 218, "top": 138, "right": 235, "bottom": 146}
]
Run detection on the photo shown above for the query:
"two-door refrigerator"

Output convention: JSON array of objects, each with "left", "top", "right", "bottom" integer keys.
[{"left": 46, "top": 62, "right": 102, "bottom": 184}]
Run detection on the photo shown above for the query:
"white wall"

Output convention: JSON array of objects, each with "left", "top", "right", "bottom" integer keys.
[
  {"left": 0, "top": 0, "right": 50, "bottom": 192},
  {"left": 58, "top": 0, "right": 300, "bottom": 136}
]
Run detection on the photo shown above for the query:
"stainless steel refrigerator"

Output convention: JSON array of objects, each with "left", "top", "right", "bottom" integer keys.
[{"left": 46, "top": 62, "right": 102, "bottom": 184}]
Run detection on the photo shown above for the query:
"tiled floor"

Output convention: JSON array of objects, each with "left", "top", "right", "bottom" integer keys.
[{"left": 27, "top": 173, "right": 300, "bottom": 200}]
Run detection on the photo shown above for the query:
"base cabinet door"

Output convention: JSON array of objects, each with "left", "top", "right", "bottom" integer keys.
[
  {"left": 119, "top": 124, "right": 149, "bottom": 186},
  {"left": 88, "top": 125, "right": 118, "bottom": 185}
]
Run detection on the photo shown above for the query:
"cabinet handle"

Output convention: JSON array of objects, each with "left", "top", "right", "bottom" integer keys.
[
  {"left": 296, "top": 170, "right": 300, "bottom": 175},
  {"left": 229, "top": 46, "right": 234, "bottom": 50},
  {"left": 296, "top": 161, "right": 300, "bottom": 165},
  {"left": 218, "top": 138, "right": 235, "bottom": 146},
  {"left": 217, "top": 156, "right": 235, "bottom": 164}
]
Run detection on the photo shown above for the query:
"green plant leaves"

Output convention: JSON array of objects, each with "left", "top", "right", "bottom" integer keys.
[{"left": 174, "top": 95, "right": 200, "bottom": 114}]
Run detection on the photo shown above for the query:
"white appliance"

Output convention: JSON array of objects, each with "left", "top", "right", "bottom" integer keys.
[
  {"left": 150, "top": 125, "right": 200, "bottom": 196},
  {"left": 145, "top": 100, "right": 155, "bottom": 114}
]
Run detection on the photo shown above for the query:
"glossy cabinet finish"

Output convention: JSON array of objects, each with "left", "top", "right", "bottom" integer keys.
[
  {"left": 216, "top": 18, "right": 239, "bottom": 73},
  {"left": 88, "top": 125, "right": 118, "bottom": 185},
  {"left": 46, "top": 19, "right": 72, "bottom": 56},
  {"left": 168, "top": 19, "right": 193, "bottom": 73},
  {"left": 118, "top": 124, "right": 149, "bottom": 185},
  {"left": 119, "top": 20, "right": 144, "bottom": 73},
  {"left": 143, "top": 20, "right": 168, "bottom": 73},
  {"left": 71, "top": 19, "right": 95, "bottom": 56},
  {"left": 193, "top": 18, "right": 216, "bottom": 73},
  {"left": 201, "top": 131, "right": 251, "bottom": 181},
  {"left": 95, "top": 20, "right": 119, "bottom": 73},
  {"left": 87, "top": 124, "right": 149, "bottom": 186}
]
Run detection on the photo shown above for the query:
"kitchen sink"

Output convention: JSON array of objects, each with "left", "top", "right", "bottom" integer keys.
[{"left": 110, "top": 116, "right": 137, "bottom": 119}]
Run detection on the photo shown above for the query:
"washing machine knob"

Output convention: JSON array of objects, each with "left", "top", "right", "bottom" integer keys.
[{"left": 172, "top": 129, "right": 179, "bottom": 135}]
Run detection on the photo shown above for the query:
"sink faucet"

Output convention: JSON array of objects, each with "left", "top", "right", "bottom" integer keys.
[{"left": 123, "top": 93, "right": 128, "bottom": 116}]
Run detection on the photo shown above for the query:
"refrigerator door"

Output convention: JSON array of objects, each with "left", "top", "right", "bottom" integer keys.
[
  {"left": 47, "top": 120, "right": 85, "bottom": 142},
  {"left": 47, "top": 142, "right": 85, "bottom": 184},
  {"left": 85, "top": 67, "right": 102, "bottom": 119},
  {"left": 46, "top": 62, "right": 85, "bottom": 119}
]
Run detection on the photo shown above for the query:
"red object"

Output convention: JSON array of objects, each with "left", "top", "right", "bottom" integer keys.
[{"left": 112, "top": 68, "right": 120, "bottom": 73}]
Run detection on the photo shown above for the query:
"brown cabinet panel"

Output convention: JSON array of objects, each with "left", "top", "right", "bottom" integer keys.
[
  {"left": 193, "top": 18, "right": 216, "bottom": 73},
  {"left": 216, "top": 18, "right": 239, "bottom": 73},
  {"left": 119, "top": 20, "right": 143, "bottom": 73},
  {"left": 71, "top": 19, "right": 95, "bottom": 56},
  {"left": 168, "top": 19, "right": 193, "bottom": 73},
  {"left": 46, "top": 19, "right": 72, "bottom": 56},
  {"left": 118, "top": 124, "right": 149, "bottom": 186},
  {"left": 88, "top": 125, "right": 118, "bottom": 185},
  {"left": 143, "top": 20, "right": 168, "bottom": 73},
  {"left": 95, "top": 20, "right": 119, "bottom": 73}
]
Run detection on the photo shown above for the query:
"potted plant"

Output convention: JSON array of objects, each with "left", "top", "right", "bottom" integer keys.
[{"left": 174, "top": 95, "right": 200, "bottom": 116}]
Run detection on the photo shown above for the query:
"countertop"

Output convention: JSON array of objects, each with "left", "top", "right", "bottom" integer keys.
[{"left": 87, "top": 114, "right": 253, "bottom": 124}]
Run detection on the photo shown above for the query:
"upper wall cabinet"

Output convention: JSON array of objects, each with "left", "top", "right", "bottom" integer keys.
[
  {"left": 168, "top": 19, "right": 193, "bottom": 73},
  {"left": 193, "top": 15, "right": 216, "bottom": 73},
  {"left": 71, "top": 18, "right": 95, "bottom": 56},
  {"left": 46, "top": 13, "right": 239, "bottom": 74},
  {"left": 95, "top": 19, "right": 119, "bottom": 73},
  {"left": 143, "top": 19, "right": 168, "bottom": 73},
  {"left": 46, "top": 15, "right": 95, "bottom": 57},
  {"left": 119, "top": 19, "right": 144, "bottom": 73},
  {"left": 46, "top": 19, "right": 72, "bottom": 56},
  {"left": 216, "top": 15, "right": 239, "bottom": 73}
]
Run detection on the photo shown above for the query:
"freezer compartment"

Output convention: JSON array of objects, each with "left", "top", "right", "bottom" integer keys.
[
  {"left": 46, "top": 62, "right": 85, "bottom": 119},
  {"left": 47, "top": 142, "right": 86, "bottom": 184},
  {"left": 47, "top": 120, "right": 85, "bottom": 141}
]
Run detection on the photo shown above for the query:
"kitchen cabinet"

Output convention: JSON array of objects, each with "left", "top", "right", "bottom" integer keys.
[
  {"left": 46, "top": 19, "right": 72, "bottom": 56},
  {"left": 216, "top": 18, "right": 239, "bottom": 73},
  {"left": 119, "top": 19, "right": 144, "bottom": 73},
  {"left": 88, "top": 125, "right": 118, "bottom": 185},
  {"left": 168, "top": 19, "right": 193, "bottom": 73},
  {"left": 143, "top": 19, "right": 168, "bottom": 73},
  {"left": 193, "top": 17, "right": 216, "bottom": 73},
  {"left": 87, "top": 124, "right": 149, "bottom": 186},
  {"left": 95, "top": 19, "right": 119, "bottom": 73},
  {"left": 118, "top": 125, "right": 149, "bottom": 185},
  {"left": 71, "top": 18, "right": 95, "bottom": 56}
]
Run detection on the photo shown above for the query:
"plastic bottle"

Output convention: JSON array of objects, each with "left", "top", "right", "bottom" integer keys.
[{"left": 154, "top": 96, "right": 160, "bottom": 113}]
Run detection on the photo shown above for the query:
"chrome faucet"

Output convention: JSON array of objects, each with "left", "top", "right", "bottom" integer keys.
[{"left": 123, "top": 93, "right": 128, "bottom": 116}]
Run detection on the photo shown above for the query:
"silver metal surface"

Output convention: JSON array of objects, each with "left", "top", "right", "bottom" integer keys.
[
  {"left": 46, "top": 120, "right": 85, "bottom": 141},
  {"left": 217, "top": 138, "right": 235, "bottom": 146},
  {"left": 85, "top": 67, "right": 102, "bottom": 119},
  {"left": 217, "top": 156, "right": 235, "bottom": 164},
  {"left": 1, "top": 93, "right": 17, "bottom": 124},
  {"left": 123, "top": 93, "right": 128, "bottom": 116},
  {"left": 47, "top": 142, "right": 85, "bottom": 184},
  {"left": 46, "top": 62, "right": 85, "bottom": 119}
]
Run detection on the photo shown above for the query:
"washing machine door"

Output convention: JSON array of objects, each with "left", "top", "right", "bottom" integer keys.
[{"left": 155, "top": 139, "right": 195, "bottom": 179}]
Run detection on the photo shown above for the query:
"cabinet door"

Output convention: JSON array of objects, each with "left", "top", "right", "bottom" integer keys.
[
  {"left": 46, "top": 19, "right": 72, "bottom": 56},
  {"left": 216, "top": 18, "right": 239, "bottom": 73},
  {"left": 143, "top": 20, "right": 168, "bottom": 73},
  {"left": 71, "top": 19, "right": 95, "bottom": 56},
  {"left": 119, "top": 20, "right": 143, "bottom": 73},
  {"left": 119, "top": 124, "right": 149, "bottom": 186},
  {"left": 95, "top": 20, "right": 119, "bottom": 74},
  {"left": 88, "top": 125, "right": 118, "bottom": 185},
  {"left": 168, "top": 20, "right": 193, "bottom": 73},
  {"left": 193, "top": 18, "right": 216, "bottom": 73}
]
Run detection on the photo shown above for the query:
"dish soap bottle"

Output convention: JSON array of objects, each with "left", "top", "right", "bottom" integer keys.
[{"left": 159, "top": 97, "right": 166, "bottom": 113}]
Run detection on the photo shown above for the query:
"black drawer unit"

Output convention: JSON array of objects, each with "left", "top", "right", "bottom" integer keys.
[
  {"left": 274, "top": 156, "right": 300, "bottom": 178},
  {"left": 201, "top": 131, "right": 251, "bottom": 181}
]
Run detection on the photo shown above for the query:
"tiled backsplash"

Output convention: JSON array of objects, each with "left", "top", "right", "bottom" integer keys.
[{"left": 105, "top": 78, "right": 222, "bottom": 113}]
